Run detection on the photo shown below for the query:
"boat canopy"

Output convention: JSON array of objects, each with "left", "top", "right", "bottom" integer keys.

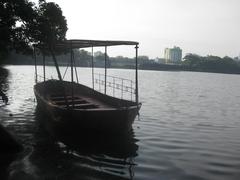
[{"left": 34, "top": 39, "right": 139, "bottom": 50}]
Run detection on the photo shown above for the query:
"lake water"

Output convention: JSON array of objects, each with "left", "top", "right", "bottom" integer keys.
[{"left": 1, "top": 65, "right": 240, "bottom": 180}]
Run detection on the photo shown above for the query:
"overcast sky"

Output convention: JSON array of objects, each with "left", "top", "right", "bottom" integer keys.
[{"left": 49, "top": 0, "right": 240, "bottom": 58}]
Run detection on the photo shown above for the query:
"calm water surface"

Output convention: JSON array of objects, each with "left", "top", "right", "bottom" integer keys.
[{"left": 1, "top": 65, "right": 240, "bottom": 180}]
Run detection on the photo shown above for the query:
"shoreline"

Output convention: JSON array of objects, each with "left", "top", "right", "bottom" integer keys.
[{"left": 2, "top": 64, "right": 240, "bottom": 76}]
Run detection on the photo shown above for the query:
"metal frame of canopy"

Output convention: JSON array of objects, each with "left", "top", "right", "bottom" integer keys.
[{"left": 33, "top": 39, "right": 139, "bottom": 104}]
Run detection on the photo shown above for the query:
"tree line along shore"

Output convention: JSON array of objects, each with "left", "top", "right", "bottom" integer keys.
[{"left": 2, "top": 51, "right": 240, "bottom": 75}]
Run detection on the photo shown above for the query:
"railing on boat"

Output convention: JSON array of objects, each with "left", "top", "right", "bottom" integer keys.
[
  {"left": 37, "top": 75, "right": 48, "bottom": 82},
  {"left": 94, "top": 73, "right": 135, "bottom": 101},
  {"left": 37, "top": 73, "right": 136, "bottom": 102}
]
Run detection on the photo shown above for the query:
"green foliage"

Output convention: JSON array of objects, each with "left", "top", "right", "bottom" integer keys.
[
  {"left": 0, "top": 0, "right": 35, "bottom": 59},
  {"left": 94, "top": 51, "right": 110, "bottom": 67},
  {"left": 182, "top": 54, "right": 240, "bottom": 73},
  {"left": 0, "top": 0, "right": 67, "bottom": 62},
  {"left": 138, "top": 56, "right": 149, "bottom": 64},
  {"left": 29, "top": 1, "right": 67, "bottom": 46},
  {"left": 74, "top": 49, "right": 91, "bottom": 67},
  {"left": 182, "top": 54, "right": 203, "bottom": 68}
]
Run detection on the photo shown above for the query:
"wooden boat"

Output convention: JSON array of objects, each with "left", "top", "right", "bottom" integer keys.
[{"left": 33, "top": 39, "right": 141, "bottom": 134}]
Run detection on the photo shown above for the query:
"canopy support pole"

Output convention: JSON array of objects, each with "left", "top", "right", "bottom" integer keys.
[
  {"left": 34, "top": 47, "right": 37, "bottom": 83},
  {"left": 70, "top": 43, "right": 74, "bottom": 108},
  {"left": 135, "top": 45, "right": 139, "bottom": 104},
  {"left": 50, "top": 49, "right": 63, "bottom": 81},
  {"left": 50, "top": 47, "right": 69, "bottom": 108},
  {"left": 73, "top": 51, "right": 79, "bottom": 83},
  {"left": 92, "top": 46, "right": 94, "bottom": 90},
  {"left": 43, "top": 51, "right": 46, "bottom": 82},
  {"left": 104, "top": 46, "right": 107, "bottom": 94}
]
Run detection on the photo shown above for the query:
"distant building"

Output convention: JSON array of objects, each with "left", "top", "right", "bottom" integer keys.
[{"left": 164, "top": 46, "right": 182, "bottom": 64}]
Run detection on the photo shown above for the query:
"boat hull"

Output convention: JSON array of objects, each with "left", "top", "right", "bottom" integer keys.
[{"left": 34, "top": 80, "right": 141, "bottom": 135}]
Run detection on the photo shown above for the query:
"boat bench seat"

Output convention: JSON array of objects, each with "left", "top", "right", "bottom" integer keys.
[
  {"left": 59, "top": 102, "right": 99, "bottom": 109},
  {"left": 50, "top": 95, "right": 81, "bottom": 101},
  {"left": 73, "top": 103, "right": 99, "bottom": 109},
  {"left": 53, "top": 99, "right": 88, "bottom": 105},
  {"left": 50, "top": 94, "right": 106, "bottom": 109}
]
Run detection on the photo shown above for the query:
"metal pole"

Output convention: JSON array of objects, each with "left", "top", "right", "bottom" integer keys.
[
  {"left": 104, "top": 46, "right": 107, "bottom": 94},
  {"left": 71, "top": 51, "right": 74, "bottom": 83},
  {"left": 50, "top": 48, "right": 63, "bottom": 81},
  {"left": 70, "top": 43, "right": 74, "bottom": 107},
  {"left": 49, "top": 45, "right": 68, "bottom": 108},
  {"left": 113, "top": 77, "right": 115, "bottom": 97},
  {"left": 63, "top": 63, "right": 69, "bottom": 79},
  {"left": 34, "top": 47, "right": 37, "bottom": 83},
  {"left": 43, "top": 51, "right": 46, "bottom": 82},
  {"left": 121, "top": 79, "right": 123, "bottom": 99},
  {"left": 131, "top": 80, "right": 133, "bottom": 101},
  {"left": 99, "top": 73, "right": 101, "bottom": 92},
  {"left": 73, "top": 51, "right": 79, "bottom": 83},
  {"left": 92, "top": 46, "right": 94, "bottom": 89},
  {"left": 135, "top": 45, "right": 139, "bottom": 104}
]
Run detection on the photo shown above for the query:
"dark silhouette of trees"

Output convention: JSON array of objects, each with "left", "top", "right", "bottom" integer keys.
[
  {"left": 28, "top": 1, "right": 67, "bottom": 47},
  {"left": 74, "top": 49, "right": 91, "bottom": 67},
  {"left": 94, "top": 51, "right": 110, "bottom": 67},
  {"left": 0, "top": 0, "right": 67, "bottom": 62},
  {"left": 0, "top": 0, "right": 35, "bottom": 60},
  {"left": 183, "top": 54, "right": 240, "bottom": 73},
  {"left": 138, "top": 56, "right": 149, "bottom": 64},
  {"left": 182, "top": 54, "right": 203, "bottom": 68}
]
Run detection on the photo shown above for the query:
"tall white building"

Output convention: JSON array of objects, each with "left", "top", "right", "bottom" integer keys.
[{"left": 164, "top": 46, "right": 182, "bottom": 64}]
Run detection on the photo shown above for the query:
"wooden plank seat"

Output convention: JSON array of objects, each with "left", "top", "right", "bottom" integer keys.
[
  {"left": 53, "top": 99, "right": 88, "bottom": 105},
  {"left": 73, "top": 103, "right": 99, "bottom": 109},
  {"left": 50, "top": 95, "right": 81, "bottom": 101},
  {"left": 50, "top": 95, "right": 106, "bottom": 109},
  {"left": 60, "top": 103, "right": 99, "bottom": 109}
]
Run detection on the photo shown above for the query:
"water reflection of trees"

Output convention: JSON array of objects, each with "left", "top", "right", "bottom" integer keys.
[
  {"left": 0, "top": 68, "right": 21, "bottom": 180},
  {"left": 0, "top": 68, "right": 9, "bottom": 106},
  {"left": 32, "top": 106, "right": 139, "bottom": 180}
]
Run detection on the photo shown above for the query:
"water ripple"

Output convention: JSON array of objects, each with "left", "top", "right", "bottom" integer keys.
[{"left": 1, "top": 66, "right": 240, "bottom": 180}]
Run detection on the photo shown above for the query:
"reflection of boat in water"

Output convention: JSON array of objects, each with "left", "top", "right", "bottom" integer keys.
[
  {"left": 0, "top": 123, "right": 22, "bottom": 156},
  {"left": 34, "top": 106, "right": 139, "bottom": 179},
  {"left": 0, "top": 68, "right": 9, "bottom": 106},
  {"left": 33, "top": 39, "right": 141, "bottom": 134},
  {"left": 35, "top": 105, "right": 139, "bottom": 158},
  {"left": 34, "top": 80, "right": 140, "bottom": 134}
]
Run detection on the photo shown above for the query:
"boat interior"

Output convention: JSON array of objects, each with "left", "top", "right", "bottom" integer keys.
[{"left": 49, "top": 94, "right": 113, "bottom": 110}]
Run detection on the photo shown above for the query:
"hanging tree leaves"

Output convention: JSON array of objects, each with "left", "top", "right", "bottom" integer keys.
[
  {"left": 0, "top": 0, "right": 35, "bottom": 59},
  {"left": 0, "top": 0, "right": 68, "bottom": 61},
  {"left": 29, "top": 1, "right": 68, "bottom": 47}
]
